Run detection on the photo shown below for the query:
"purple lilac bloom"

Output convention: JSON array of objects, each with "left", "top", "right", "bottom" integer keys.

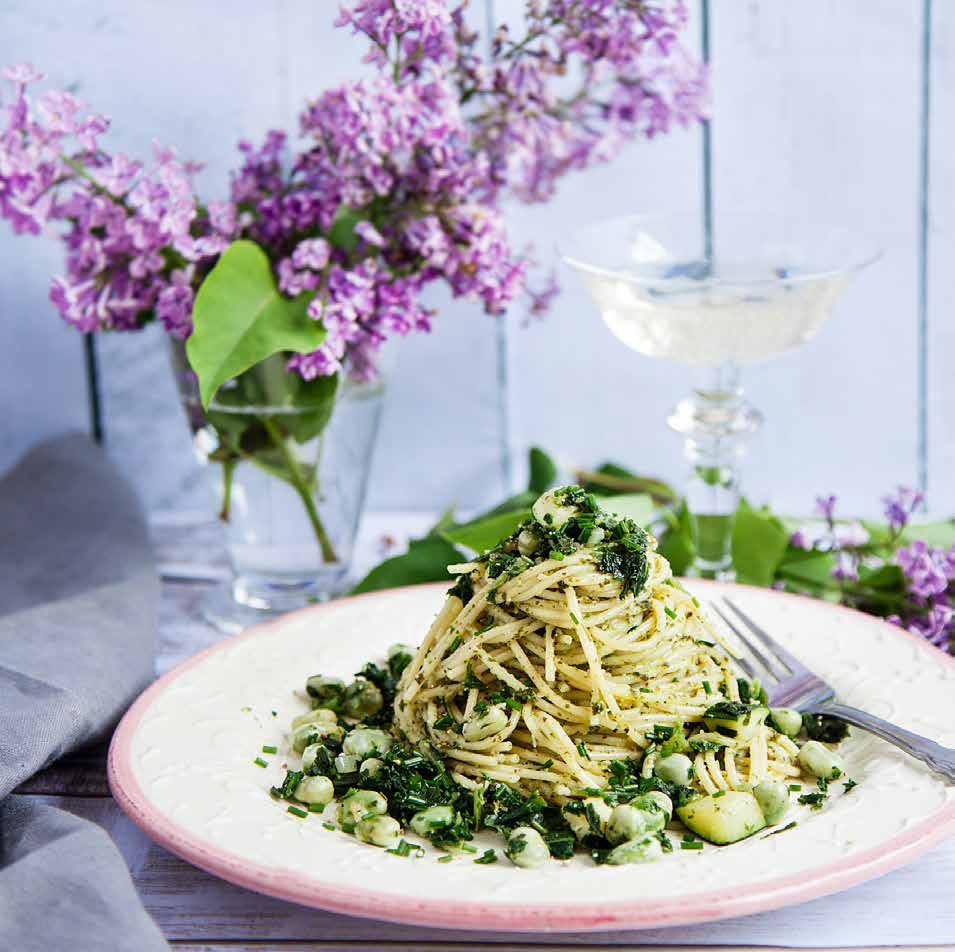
[
  {"left": 814, "top": 494, "right": 838, "bottom": 526},
  {"left": 882, "top": 486, "right": 925, "bottom": 533},
  {"left": 2, "top": 2, "right": 706, "bottom": 380},
  {"left": 891, "top": 539, "right": 955, "bottom": 649},
  {"left": 0, "top": 66, "right": 229, "bottom": 334},
  {"left": 789, "top": 529, "right": 811, "bottom": 551}
]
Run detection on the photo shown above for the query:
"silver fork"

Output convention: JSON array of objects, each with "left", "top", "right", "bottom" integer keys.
[{"left": 709, "top": 597, "right": 955, "bottom": 782}]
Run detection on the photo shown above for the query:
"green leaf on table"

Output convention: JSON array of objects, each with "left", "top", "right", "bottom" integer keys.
[
  {"left": 351, "top": 535, "right": 466, "bottom": 595},
  {"left": 528, "top": 446, "right": 558, "bottom": 494},
  {"left": 855, "top": 563, "right": 906, "bottom": 593},
  {"left": 577, "top": 462, "right": 679, "bottom": 504},
  {"left": 776, "top": 547, "right": 837, "bottom": 592},
  {"left": 598, "top": 492, "right": 657, "bottom": 529},
  {"left": 187, "top": 240, "right": 325, "bottom": 409},
  {"left": 731, "top": 500, "right": 790, "bottom": 587},
  {"left": 657, "top": 499, "right": 695, "bottom": 576},
  {"left": 442, "top": 508, "right": 530, "bottom": 554}
]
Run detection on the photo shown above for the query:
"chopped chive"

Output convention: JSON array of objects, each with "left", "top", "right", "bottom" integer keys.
[
  {"left": 692, "top": 597, "right": 700, "bottom": 608},
  {"left": 639, "top": 687, "right": 651, "bottom": 694},
  {"left": 664, "top": 606, "right": 677, "bottom": 620},
  {"left": 307, "top": 803, "right": 325, "bottom": 813},
  {"left": 549, "top": 550, "right": 564, "bottom": 561},
  {"left": 702, "top": 680, "right": 713, "bottom": 694},
  {"left": 253, "top": 757, "right": 268, "bottom": 768},
  {"left": 788, "top": 784, "right": 802, "bottom": 792},
  {"left": 569, "top": 612, "right": 580, "bottom": 625},
  {"left": 576, "top": 741, "right": 591, "bottom": 760},
  {"left": 762, "top": 820, "right": 798, "bottom": 839},
  {"left": 474, "top": 849, "right": 498, "bottom": 864},
  {"left": 446, "top": 635, "right": 462, "bottom": 654},
  {"left": 437, "top": 854, "right": 454, "bottom": 863},
  {"left": 322, "top": 822, "right": 336, "bottom": 831},
  {"left": 387, "top": 839, "right": 417, "bottom": 857},
  {"left": 540, "top": 759, "right": 554, "bottom": 769},
  {"left": 262, "top": 745, "right": 278, "bottom": 755},
  {"left": 680, "top": 840, "right": 704, "bottom": 850},
  {"left": 713, "top": 790, "right": 726, "bottom": 798},
  {"left": 460, "top": 844, "right": 478, "bottom": 854},
  {"left": 287, "top": 805, "right": 308, "bottom": 819}
]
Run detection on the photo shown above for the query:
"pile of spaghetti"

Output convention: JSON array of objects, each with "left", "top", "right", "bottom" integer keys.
[{"left": 394, "top": 486, "right": 803, "bottom": 803}]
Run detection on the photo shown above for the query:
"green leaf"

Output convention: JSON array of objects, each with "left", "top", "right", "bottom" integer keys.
[
  {"left": 328, "top": 205, "right": 366, "bottom": 254},
  {"left": 855, "top": 563, "right": 906, "bottom": 593},
  {"left": 731, "top": 500, "right": 790, "bottom": 587},
  {"left": 776, "top": 548, "right": 837, "bottom": 591},
  {"left": 578, "top": 462, "right": 679, "bottom": 504},
  {"left": 442, "top": 509, "right": 530, "bottom": 554},
  {"left": 473, "top": 490, "right": 538, "bottom": 520},
  {"left": 527, "top": 447, "right": 557, "bottom": 494},
  {"left": 657, "top": 500, "right": 695, "bottom": 576},
  {"left": 280, "top": 374, "right": 339, "bottom": 444},
  {"left": 187, "top": 240, "right": 325, "bottom": 409},
  {"left": 598, "top": 492, "right": 656, "bottom": 528},
  {"left": 350, "top": 536, "right": 466, "bottom": 595}
]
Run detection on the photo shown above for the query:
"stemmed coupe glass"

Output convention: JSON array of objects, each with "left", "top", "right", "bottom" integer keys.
[{"left": 563, "top": 212, "right": 879, "bottom": 578}]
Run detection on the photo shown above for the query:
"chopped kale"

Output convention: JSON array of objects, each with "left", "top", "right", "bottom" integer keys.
[
  {"left": 448, "top": 572, "right": 473, "bottom": 603},
  {"left": 703, "top": 700, "right": 754, "bottom": 720},
  {"left": 797, "top": 791, "right": 827, "bottom": 810},
  {"left": 802, "top": 713, "right": 850, "bottom": 743}
]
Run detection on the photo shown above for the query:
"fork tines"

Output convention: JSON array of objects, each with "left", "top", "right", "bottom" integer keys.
[{"left": 709, "top": 598, "right": 802, "bottom": 687}]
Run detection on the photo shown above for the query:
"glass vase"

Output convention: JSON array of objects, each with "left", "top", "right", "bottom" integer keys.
[{"left": 170, "top": 341, "right": 384, "bottom": 633}]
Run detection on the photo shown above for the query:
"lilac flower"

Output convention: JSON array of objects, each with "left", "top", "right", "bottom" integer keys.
[
  {"left": 355, "top": 221, "right": 385, "bottom": 247},
  {"left": 815, "top": 494, "right": 838, "bottom": 525},
  {"left": 889, "top": 539, "right": 955, "bottom": 649},
  {"left": 831, "top": 551, "right": 859, "bottom": 583},
  {"left": 896, "top": 540, "right": 953, "bottom": 600},
  {"left": 0, "top": 66, "right": 226, "bottom": 332},
  {"left": 790, "top": 529, "right": 811, "bottom": 551},
  {"left": 882, "top": 486, "right": 925, "bottom": 533},
  {"left": 2, "top": 2, "right": 706, "bottom": 379}
]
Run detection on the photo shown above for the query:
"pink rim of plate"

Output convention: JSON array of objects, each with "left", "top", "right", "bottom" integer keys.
[{"left": 108, "top": 580, "right": 955, "bottom": 934}]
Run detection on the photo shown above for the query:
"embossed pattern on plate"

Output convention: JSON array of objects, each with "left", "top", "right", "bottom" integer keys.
[{"left": 108, "top": 581, "right": 955, "bottom": 932}]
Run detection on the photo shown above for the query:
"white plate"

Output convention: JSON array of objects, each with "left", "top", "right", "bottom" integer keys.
[{"left": 109, "top": 581, "right": 955, "bottom": 932}]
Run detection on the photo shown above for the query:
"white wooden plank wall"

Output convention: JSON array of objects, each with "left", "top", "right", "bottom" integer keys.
[
  {"left": 928, "top": 0, "right": 953, "bottom": 513},
  {"left": 0, "top": 1, "right": 947, "bottom": 517},
  {"left": 708, "top": 0, "right": 923, "bottom": 514}
]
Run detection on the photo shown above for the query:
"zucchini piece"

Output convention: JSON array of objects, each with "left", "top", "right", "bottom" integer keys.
[{"left": 676, "top": 791, "right": 766, "bottom": 845}]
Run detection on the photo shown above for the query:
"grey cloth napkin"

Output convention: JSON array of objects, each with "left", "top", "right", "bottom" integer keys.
[{"left": 0, "top": 434, "right": 168, "bottom": 951}]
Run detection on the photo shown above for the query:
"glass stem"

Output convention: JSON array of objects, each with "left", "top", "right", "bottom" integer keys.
[
  {"left": 668, "top": 362, "right": 762, "bottom": 580},
  {"left": 261, "top": 417, "right": 338, "bottom": 564}
]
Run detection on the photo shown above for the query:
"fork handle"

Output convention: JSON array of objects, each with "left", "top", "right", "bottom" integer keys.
[{"left": 812, "top": 702, "right": 955, "bottom": 783}]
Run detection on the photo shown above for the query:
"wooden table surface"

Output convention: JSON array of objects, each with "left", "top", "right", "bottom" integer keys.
[{"left": 14, "top": 515, "right": 954, "bottom": 951}]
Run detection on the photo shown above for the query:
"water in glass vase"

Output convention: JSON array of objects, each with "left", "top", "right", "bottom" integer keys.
[{"left": 170, "top": 342, "right": 385, "bottom": 632}]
